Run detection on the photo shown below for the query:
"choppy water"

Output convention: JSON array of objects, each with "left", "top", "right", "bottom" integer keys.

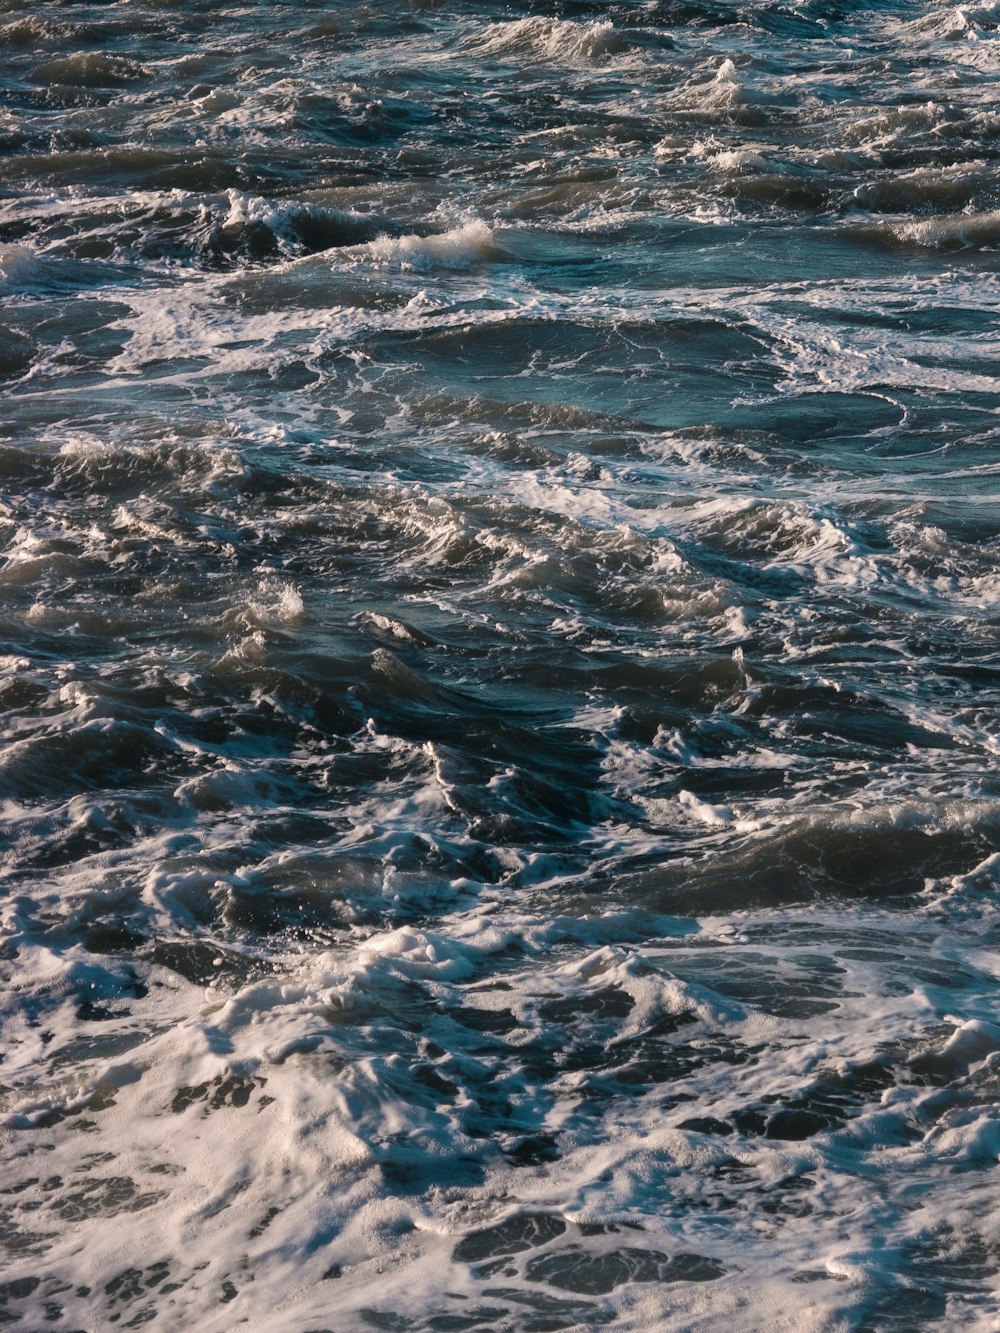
[{"left": 2, "top": 0, "right": 1000, "bottom": 1328}]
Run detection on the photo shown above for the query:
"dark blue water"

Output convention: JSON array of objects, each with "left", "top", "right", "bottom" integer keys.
[{"left": 2, "top": 1, "right": 999, "bottom": 1328}]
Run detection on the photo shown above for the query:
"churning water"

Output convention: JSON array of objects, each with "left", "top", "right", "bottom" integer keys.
[{"left": 2, "top": 0, "right": 1000, "bottom": 1328}]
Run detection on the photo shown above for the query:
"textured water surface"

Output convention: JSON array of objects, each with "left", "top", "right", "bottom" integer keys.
[{"left": 2, "top": 0, "right": 1000, "bottom": 1328}]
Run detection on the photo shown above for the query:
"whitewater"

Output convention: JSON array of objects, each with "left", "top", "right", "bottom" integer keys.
[{"left": 1, "top": 0, "right": 999, "bottom": 1328}]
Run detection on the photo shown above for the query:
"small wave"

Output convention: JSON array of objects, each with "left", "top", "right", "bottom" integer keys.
[
  {"left": 205, "top": 190, "right": 383, "bottom": 263},
  {"left": 839, "top": 100, "right": 949, "bottom": 148},
  {"left": 675, "top": 58, "right": 770, "bottom": 126},
  {"left": 30, "top": 52, "right": 146, "bottom": 87},
  {"left": 0, "top": 16, "right": 55, "bottom": 46},
  {"left": 692, "top": 140, "right": 769, "bottom": 173},
  {"left": 863, "top": 209, "right": 1000, "bottom": 249},
  {"left": 469, "top": 17, "right": 629, "bottom": 62},
  {"left": 54, "top": 432, "right": 245, "bottom": 494},
  {"left": 0, "top": 243, "right": 37, "bottom": 287},
  {"left": 224, "top": 576, "right": 304, "bottom": 634},
  {"left": 691, "top": 496, "right": 865, "bottom": 576},
  {"left": 895, "top": 4, "right": 1000, "bottom": 41},
  {"left": 852, "top": 164, "right": 987, "bottom": 213},
  {"left": 364, "top": 218, "right": 507, "bottom": 270}
]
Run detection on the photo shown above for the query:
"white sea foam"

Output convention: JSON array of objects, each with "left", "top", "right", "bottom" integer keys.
[{"left": 4, "top": 889, "right": 999, "bottom": 1329}]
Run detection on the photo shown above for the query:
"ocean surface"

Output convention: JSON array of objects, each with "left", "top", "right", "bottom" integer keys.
[{"left": 2, "top": 0, "right": 1000, "bottom": 1328}]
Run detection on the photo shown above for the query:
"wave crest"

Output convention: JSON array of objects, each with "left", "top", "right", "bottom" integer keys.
[
  {"left": 468, "top": 18, "right": 629, "bottom": 62},
  {"left": 364, "top": 218, "right": 507, "bottom": 270}
]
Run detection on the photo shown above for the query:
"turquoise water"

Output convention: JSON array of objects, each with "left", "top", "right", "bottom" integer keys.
[{"left": 2, "top": 1, "right": 1000, "bottom": 1328}]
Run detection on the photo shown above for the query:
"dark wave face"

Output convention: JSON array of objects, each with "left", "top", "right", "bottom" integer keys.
[{"left": 2, "top": 0, "right": 999, "bottom": 1328}]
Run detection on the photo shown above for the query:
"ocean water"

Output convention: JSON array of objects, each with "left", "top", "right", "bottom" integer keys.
[{"left": 2, "top": 0, "right": 1000, "bottom": 1328}]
